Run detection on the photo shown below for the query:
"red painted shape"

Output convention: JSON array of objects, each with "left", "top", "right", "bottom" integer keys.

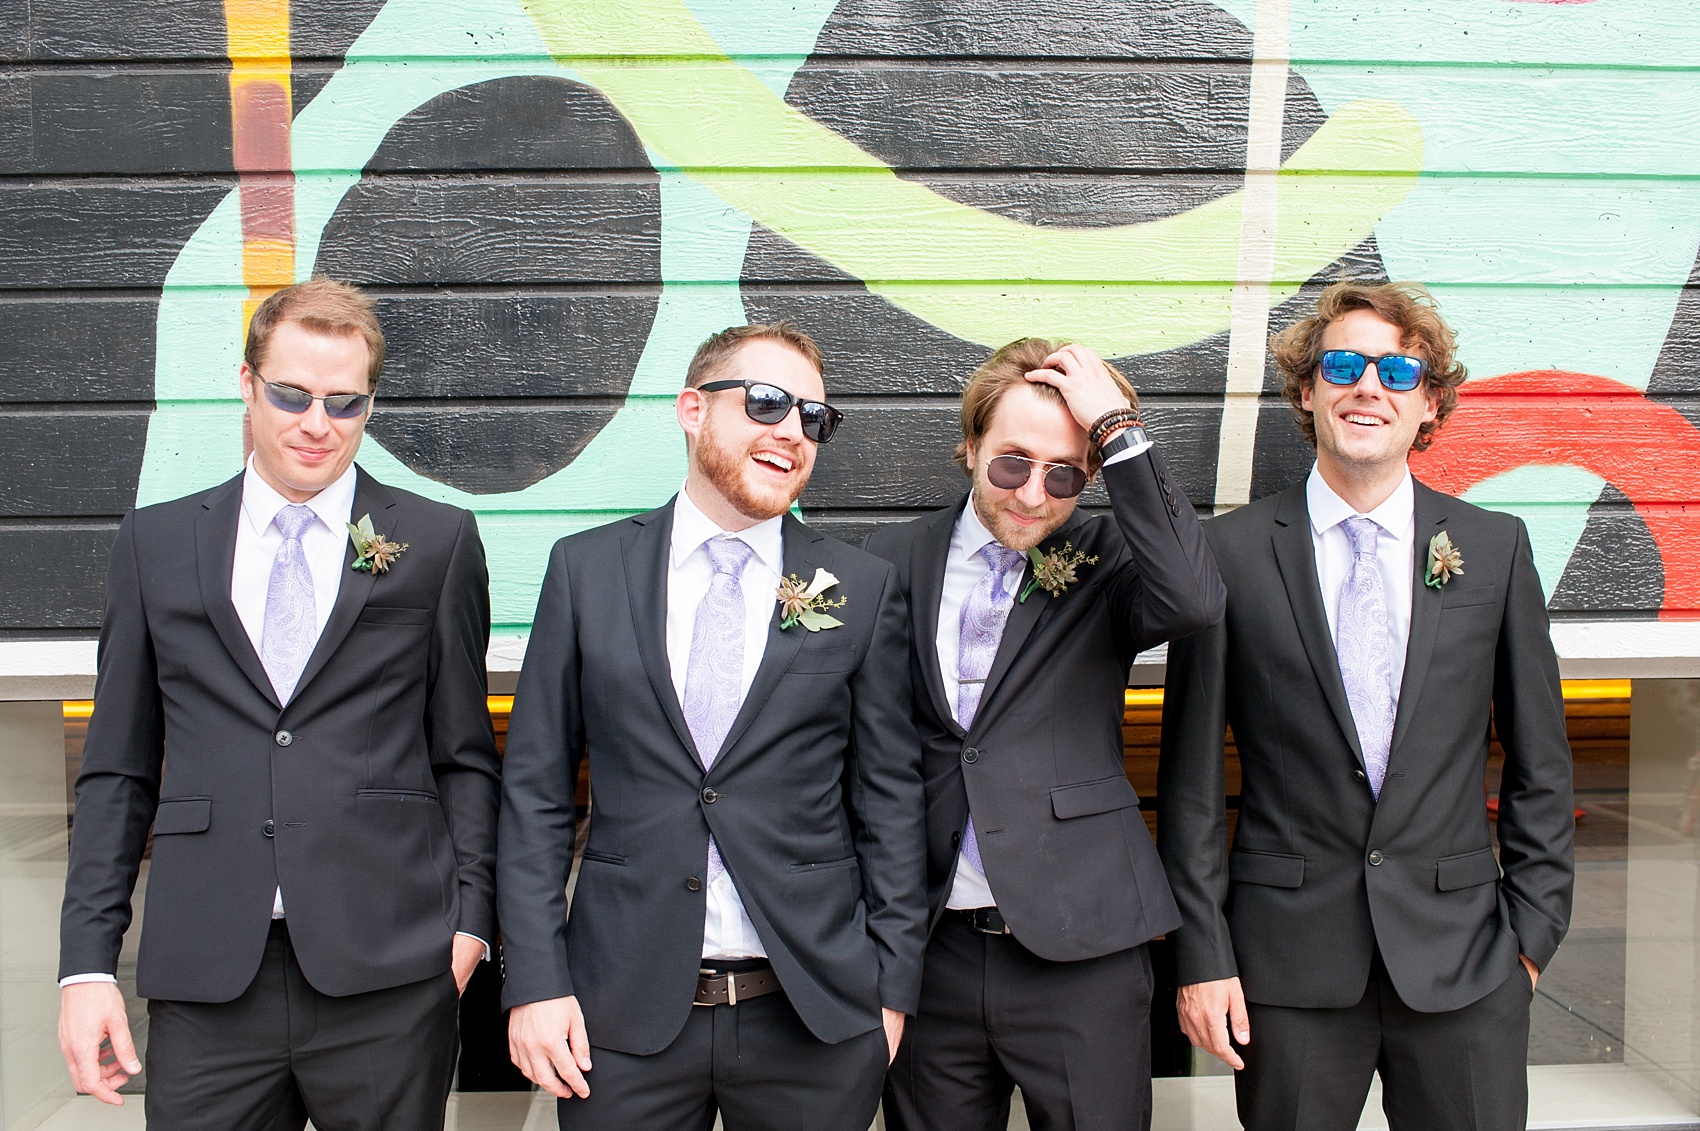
[
  {"left": 231, "top": 81, "right": 293, "bottom": 243},
  {"left": 1407, "top": 371, "right": 1700, "bottom": 620}
]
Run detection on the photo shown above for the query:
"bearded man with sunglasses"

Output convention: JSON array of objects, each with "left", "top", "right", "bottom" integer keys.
[
  {"left": 1159, "top": 281, "right": 1574, "bottom": 1131},
  {"left": 499, "top": 323, "right": 927, "bottom": 1131},
  {"left": 58, "top": 278, "right": 500, "bottom": 1127},
  {"left": 864, "top": 339, "right": 1224, "bottom": 1130}
]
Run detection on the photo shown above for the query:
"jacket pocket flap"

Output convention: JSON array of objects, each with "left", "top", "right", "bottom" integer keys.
[
  {"left": 1230, "top": 850, "right": 1304, "bottom": 888},
  {"left": 1442, "top": 585, "right": 1501, "bottom": 611},
  {"left": 789, "top": 645, "right": 858, "bottom": 674},
  {"left": 153, "top": 797, "right": 211, "bottom": 835},
  {"left": 357, "top": 606, "right": 431, "bottom": 625},
  {"left": 1050, "top": 775, "right": 1138, "bottom": 820},
  {"left": 1436, "top": 847, "right": 1501, "bottom": 891}
]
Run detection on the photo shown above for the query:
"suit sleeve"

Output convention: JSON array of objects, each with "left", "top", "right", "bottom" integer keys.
[
  {"left": 426, "top": 510, "right": 503, "bottom": 947},
  {"left": 497, "top": 539, "right": 587, "bottom": 1009},
  {"left": 1490, "top": 518, "right": 1575, "bottom": 970},
  {"left": 845, "top": 562, "right": 929, "bottom": 1015},
  {"left": 1156, "top": 614, "right": 1240, "bottom": 986},
  {"left": 59, "top": 513, "right": 165, "bottom": 980},
  {"left": 1100, "top": 447, "right": 1227, "bottom": 660}
]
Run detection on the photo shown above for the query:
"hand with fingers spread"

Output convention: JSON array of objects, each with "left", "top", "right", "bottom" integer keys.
[
  {"left": 509, "top": 995, "right": 594, "bottom": 1099},
  {"left": 1024, "top": 343, "right": 1140, "bottom": 438},
  {"left": 60, "top": 982, "right": 142, "bottom": 1105},
  {"left": 1177, "top": 976, "right": 1251, "bottom": 1071}
]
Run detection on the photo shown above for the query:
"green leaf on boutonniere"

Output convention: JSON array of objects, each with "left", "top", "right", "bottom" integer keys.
[
  {"left": 347, "top": 513, "right": 408, "bottom": 574},
  {"left": 1018, "top": 541, "right": 1099, "bottom": 603},
  {"left": 1424, "top": 530, "right": 1463, "bottom": 589}
]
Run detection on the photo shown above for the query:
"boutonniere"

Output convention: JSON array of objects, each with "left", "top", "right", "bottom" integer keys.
[
  {"left": 1019, "top": 542, "right": 1099, "bottom": 603},
  {"left": 347, "top": 513, "right": 408, "bottom": 574},
  {"left": 776, "top": 568, "right": 847, "bottom": 631},
  {"left": 1425, "top": 530, "right": 1463, "bottom": 588}
]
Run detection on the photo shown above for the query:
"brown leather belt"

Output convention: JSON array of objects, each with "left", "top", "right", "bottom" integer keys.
[
  {"left": 949, "top": 907, "right": 1013, "bottom": 935},
  {"left": 693, "top": 965, "right": 781, "bottom": 1007}
]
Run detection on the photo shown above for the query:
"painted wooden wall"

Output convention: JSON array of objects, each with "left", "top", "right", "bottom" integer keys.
[{"left": 3, "top": 0, "right": 1697, "bottom": 649}]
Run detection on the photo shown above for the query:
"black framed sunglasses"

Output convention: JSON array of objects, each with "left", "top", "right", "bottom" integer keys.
[
  {"left": 1317, "top": 350, "right": 1426, "bottom": 393},
  {"left": 984, "top": 454, "right": 1088, "bottom": 500},
  {"left": 697, "top": 379, "right": 844, "bottom": 444},
  {"left": 254, "top": 371, "right": 372, "bottom": 419}
]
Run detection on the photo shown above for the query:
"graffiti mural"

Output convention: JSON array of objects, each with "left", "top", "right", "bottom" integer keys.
[{"left": 2, "top": 0, "right": 1697, "bottom": 644}]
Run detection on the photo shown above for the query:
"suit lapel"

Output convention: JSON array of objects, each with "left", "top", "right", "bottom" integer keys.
[
  {"left": 712, "top": 514, "right": 815, "bottom": 768},
  {"left": 288, "top": 467, "right": 383, "bottom": 703},
  {"left": 972, "top": 509, "right": 1088, "bottom": 724},
  {"left": 1270, "top": 485, "right": 1365, "bottom": 766},
  {"left": 196, "top": 473, "right": 280, "bottom": 708},
  {"left": 910, "top": 501, "right": 963, "bottom": 735},
  {"left": 1390, "top": 482, "right": 1446, "bottom": 759},
  {"left": 621, "top": 500, "right": 703, "bottom": 765}
]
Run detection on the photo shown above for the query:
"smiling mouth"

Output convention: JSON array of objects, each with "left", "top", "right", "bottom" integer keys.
[
  {"left": 751, "top": 451, "right": 796, "bottom": 475},
  {"left": 1343, "top": 413, "right": 1385, "bottom": 427}
]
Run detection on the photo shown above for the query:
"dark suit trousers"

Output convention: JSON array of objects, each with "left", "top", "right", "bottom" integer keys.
[
  {"left": 557, "top": 968, "right": 888, "bottom": 1131},
  {"left": 884, "top": 916, "right": 1154, "bottom": 1131},
  {"left": 144, "top": 921, "right": 459, "bottom": 1131},
  {"left": 1237, "top": 951, "right": 1533, "bottom": 1131}
]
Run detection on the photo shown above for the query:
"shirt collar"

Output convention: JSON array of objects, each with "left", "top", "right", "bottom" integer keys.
[
  {"left": 950, "top": 492, "right": 1004, "bottom": 566},
  {"left": 240, "top": 457, "right": 359, "bottom": 539},
  {"left": 1306, "top": 463, "right": 1414, "bottom": 539},
  {"left": 670, "top": 482, "right": 785, "bottom": 578}
]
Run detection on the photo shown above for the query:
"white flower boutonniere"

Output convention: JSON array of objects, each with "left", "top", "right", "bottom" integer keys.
[
  {"left": 776, "top": 567, "right": 847, "bottom": 631},
  {"left": 347, "top": 514, "right": 408, "bottom": 574},
  {"left": 1019, "top": 542, "right": 1099, "bottom": 603},
  {"left": 1425, "top": 530, "right": 1463, "bottom": 589}
]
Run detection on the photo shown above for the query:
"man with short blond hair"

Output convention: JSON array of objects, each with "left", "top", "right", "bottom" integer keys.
[
  {"left": 59, "top": 277, "right": 500, "bottom": 1128},
  {"left": 500, "top": 322, "right": 927, "bottom": 1131},
  {"left": 1160, "top": 281, "right": 1575, "bottom": 1131},
  {"left": 867, "top": 338, "right": 1223, "bottom": 1130}
]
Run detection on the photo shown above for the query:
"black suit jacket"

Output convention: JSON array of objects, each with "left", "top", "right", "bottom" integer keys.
[
  {"left": 864, "top": 451, "right": 1225, "bottom": 961},
  {"left": 497, "top": 502, "right": 928, "bottom": 1055},
  {"left": 60, "top": 467, "right": 501, "bottom": 1002},
  {"left": 1158, "top": 478, "right": 1574, "bottom": 1013}
]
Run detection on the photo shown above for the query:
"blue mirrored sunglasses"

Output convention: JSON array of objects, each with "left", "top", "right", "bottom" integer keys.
[{"left": 1317, "top": 350, "right": 1425, "bottom": 392}]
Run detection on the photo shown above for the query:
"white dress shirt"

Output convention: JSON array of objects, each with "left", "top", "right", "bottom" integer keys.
[
  {"left": 1307, "top": 464, "right": 1415, "bottom": 705},
  {"left": 936, "top": 442, "right": 1148, "bottom": 911},
  {"left": 666, "top": 484, "right": 785, "bottom": 959}
]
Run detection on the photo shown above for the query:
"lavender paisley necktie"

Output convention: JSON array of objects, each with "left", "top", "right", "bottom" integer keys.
[
  {"left": 957, "top": 543, "right": 1026, "bottom": 875},
  {"left": 682, "top": 536, "right": 755, "bottom": 883},
  {"left": 260, "top": 504, "right": 318, "bottom": 705},
  {"left": 1336, "top": 516, "right": 1395, "bottom": 798}
]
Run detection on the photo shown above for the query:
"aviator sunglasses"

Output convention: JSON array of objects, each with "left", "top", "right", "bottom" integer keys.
[
  {"left": 254, "top": 370, "right": 372, "bottom": 419},
  {"left": 984, "top": 454, "right": 1088, "bottom": 500},
  {"left": 1317, "top": 350, "right": 1426, "bottom": 393},
  {"left": 697, "top": 379, "right": 844, "bottom": 444}
]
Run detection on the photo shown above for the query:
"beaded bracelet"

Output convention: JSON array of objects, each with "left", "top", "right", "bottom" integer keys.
[{"left": 1089, "top": 407, "right": 1143, "bottom": 447}]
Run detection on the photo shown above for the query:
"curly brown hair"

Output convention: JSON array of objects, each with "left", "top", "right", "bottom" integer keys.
[
  {"left": 1269, "top": 281, "right": 1467, "bottom": 453},
  {"left": 952, "top": 338, "right": 1137, "bottom": 477}
]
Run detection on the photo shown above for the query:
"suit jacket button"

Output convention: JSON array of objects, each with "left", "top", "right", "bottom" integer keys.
[
  {"left": 686, "top": 877, "right": 702, "bottom": 891},
  {"left": 701, "top": 787, "right": 718, "bottom": 804},
  {"left": 963, "top": 748, "right": 979, "bottom": 764},
  {"left": 1353, "top": 770, "right": 1367, "bottom": 783},
  {"left": 1368, "top": 849, "right": 1384, "bottom": 866},
  {"left": 263, "top": 820, "right": 275, "bottom": 837},
  {"left": 275, "top": 730, "right": 292, "bottom": 747}
]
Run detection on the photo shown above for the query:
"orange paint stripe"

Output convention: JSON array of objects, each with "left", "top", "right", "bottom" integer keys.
[{"left": 226, "top": 0, "right": 294, "bottom": 324}]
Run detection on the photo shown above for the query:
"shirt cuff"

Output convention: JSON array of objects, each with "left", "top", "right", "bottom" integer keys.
[
  {"left": 456, "top": 932, "right": 492, "bottom": 962},
  {"left": 60, "top": 973, "right": 118, "bottom": 987},
  {"left": 1101, "top": 435, "right": 1154, "bottom": 466}
]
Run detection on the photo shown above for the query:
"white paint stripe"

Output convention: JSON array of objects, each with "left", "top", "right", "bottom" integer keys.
[{"left": 1214, "top": 0, "right": 1291, "bottom": 514}]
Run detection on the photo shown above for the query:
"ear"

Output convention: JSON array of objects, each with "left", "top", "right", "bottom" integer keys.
[
  {"left": 238, "top": 363, "right": 258, "bottom": 407},
  {"left": 1422, "top": 383, "right": 1441, "bottom": 424},
  {"left": 677, "top": 386, "right": 705, "bottom": 444},
  {"left": 1300, "top": 376, "right": 1315, "bottom": 414}
]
